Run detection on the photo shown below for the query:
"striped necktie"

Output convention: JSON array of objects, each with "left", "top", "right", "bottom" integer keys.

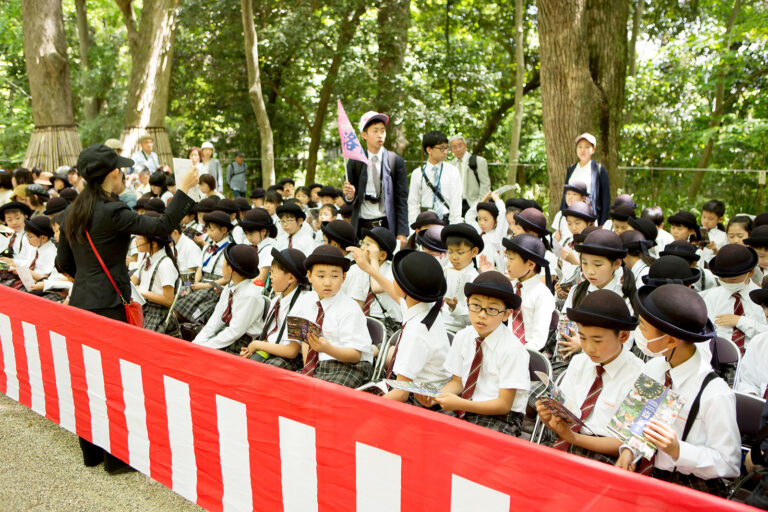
[
  {"left": 456, "top": 337, "right": 484, "bottom": 420},
  {"left": 29, "top": 251, "right": 39, "bottom": 271},
  {"left": 731, "top": 293, "right": 746, "bottom": 354},
  {"left": 363, "top": 287, "right": 375, "bottom": 316},
  {"left": 221, "top": 290, "right": 234, "bottom": 324},
  {"left": 385, "top": 324, "right": 406, "bottom": 379},
  {"left": 301, "top": 301, "right": 324, "bottom": 376},
  {"left": 265, "top": 299, "right": 281, "bottom": 340},
  {"left": 511, "top": 282, "right": 526, "bottom": 344},
  {"left": 553, "top": 365, "right": 605, "bottom": 451}
]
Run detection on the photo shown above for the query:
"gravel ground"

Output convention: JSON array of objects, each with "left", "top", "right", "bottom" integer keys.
[{"left": 0, "top": 393, "right": 203, "bottom": 512}]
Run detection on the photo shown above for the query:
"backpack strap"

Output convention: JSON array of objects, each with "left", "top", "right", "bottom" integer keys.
[{"left": 468, "top": 154, "right": 480, "bottom": 184}]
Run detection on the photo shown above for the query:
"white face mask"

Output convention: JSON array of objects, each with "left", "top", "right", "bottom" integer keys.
[
  {"left": 634, "top": 329, "right": 669, "bottom": 358},
  {"left": 717, "top": 277, "right": 750, "bottom": 294}
]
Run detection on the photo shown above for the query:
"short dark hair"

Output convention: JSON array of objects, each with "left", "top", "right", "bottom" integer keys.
[
  {"left": 272, "top": 257, "right": 290, "bottom": 275},
  {"left": 506, "top": 248, "right": 541, "bottom": 273},
  {"left": 445, "top": 235, "right": 476, "bottom": 249},
  {"left": 199, "top": 174, "right": 216, "bottom": 189},
  {"left": 0, "top": 171, "right": 11, "bottom": 190},
  {"left": 283, "top": 197, "right": 301, "bottom": 206},
  {"left": 309, "top": 183, "right": 323, "bottom": 191},
  {"left": 13, "top": 167, "right": 33, "bottom": 185},
  {"left": 267, "top": 184, "right": 281, "bottom": 193},
  {"left": 727, "top": 215, "right": 753, "bottom": 234},
  {"left": 320, "top": 204, "right": 337, "bottom": 216},
  {"left": 295, "top": 186, "right": 311, "bottom": 197},
  {"left": 265, "top": 190, "right": 283, "bottom": 204},
  {"left": 422, "top": 130, "right": 448, "bottom": 152},
  {"left": 52, "top": 211, "right": 67, "bottom": 227},
  {"left": 165, "top": 174, "right": 176, "bottom": 187},
  {"left": 641, "top": 206, "right": 664, "bottom": 226},
  {"left": 702, "top": 199, "right": 725, "bottom": 218},
  {"left": 363, "top": 120, "right": 386, "bottom": 133}
]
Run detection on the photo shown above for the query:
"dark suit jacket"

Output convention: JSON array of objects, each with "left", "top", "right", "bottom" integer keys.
[
  {"left": 345, "top": 148, "right": 409, "bottom": 237},
  {"left": 56, "top": 190, "right": 195, "bottom": 312},
  {"left": 561, "top": 160, "right": 611, "bottom": 225}
]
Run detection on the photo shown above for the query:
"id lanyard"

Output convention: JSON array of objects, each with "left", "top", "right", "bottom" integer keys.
[{"left": 202, "top": 240, "right": 230, "bottom": 268}]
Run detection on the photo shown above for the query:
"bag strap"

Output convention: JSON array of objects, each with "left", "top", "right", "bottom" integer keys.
[
  {"left": 681, "top": 372, "right": 718, "bottom": 442},
  {"left": 86, "top": 230, "right": 127, "bottom": 305},
  {"left": 468, "top": 154, "right": 480, "bottom": 184},
  {"left": 420, "top": 165, "right": 450, "bottom": 210}
]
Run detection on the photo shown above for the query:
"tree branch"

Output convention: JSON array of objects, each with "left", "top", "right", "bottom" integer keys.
[
  {"left": 114, "top": 0, "right": 139, "bottom": 57},
  {"left": 262, "top": 80, "right": 312, "bottom": 132}
]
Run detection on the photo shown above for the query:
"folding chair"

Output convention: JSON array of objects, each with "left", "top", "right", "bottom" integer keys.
[
  {"left": 710, "top": 336, "right": 741, "bottom": 386},
  {"left": 729, "top": 392, "right": 767, "bottom": 500},
  {"left": 534, "top": 370, "right": 568, "bottom": 445},
  {"left": 366, "top": 317, "right": 385, "bottom": 346},
  {"left": 527, "top": 348, "right": 552, "bottom": 444},
  {"left": 371, "top": 329, "right": 400, "bottom": 382}
]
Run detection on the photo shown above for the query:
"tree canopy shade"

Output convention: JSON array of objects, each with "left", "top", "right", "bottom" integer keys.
[{"left": 0, "top": 0, "right": 766, "bottom": 215}]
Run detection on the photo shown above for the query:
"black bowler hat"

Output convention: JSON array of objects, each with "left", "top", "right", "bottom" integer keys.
[
  {"left": 77, "top": 143, "right": 134, "bottom": 182},
  {"left": 361, "top": 227, "right": 397, "bottom": 260},
  {"left": 234, "top": 197, "right": 251, "bottom": 212},
  {"left": 441, "top": 222, "right": 484, "bottom": 252},
  {"left": 250, "top": 188, "right": 265, "bottom": 200},
  {"left": 610, "top": 203, "right": 637, "bottom": 222},
  {"left": 224, "top": 243, "right": 260, "bottom": 279},
  {"left": 416, "top": 225, "right": 447, "bottom": 253},
  {"left": 43, "top": 196, "right": 67, "bottom": 216},
  {"left": 276, "top": 202, "right": 306, "bottom": 220},
  {"left": 202, "top": 210, "right": 234, "bottom": 231},
  {"left": 410, "top": 211, "right": 444, "bottom": 230},
  {"left": 464, "top": 271, "right": 522, "bottom": 310},
  {"left": 573, "top": 225, "right": 600, "bottom": 244},
  {"left": 567, "top": 289, "right": 637, "bottom": 330},
  {"left": 659, "top": 240, "right": 700, "bottom": 262},
  {"left": 304, "top": 244, "right": 351, "bottom": 272},
  {"left": 628, "top": 217, "right": 658, "bottom": 242},
  {"left": 0, "top": 201, "right": 32, "bottom": 219},
  {"left": 145, "top": 197, "right": 166, "bottom": 214},
  {"left": 575, "top": 229, "right": 627, "bottom": 260},
  {"left": 514, "top": 208, "right": 551, "bottom": 236},
  {"left": 620, "top": 230, "right": 655, "bottom": 255},
  {"left": 392, "top": 249, "right": 446, "bottom": 302},
  {"left": 754, "top": 212, "right": 768, "bottom": 228},
  {"left": 749, "top": 278, "right": 768, "bottom": 306},
  {"left": 134, "top": 196, "right": 149, "bottom": 211},
  {"left": 271, "top": 247, "right": 309, "bottom": 285},
  {"left": 667, "top": 210, "right": 702, "bottom": 240},
  {"left": 636, "top": 284, "right": 715, "bottom": 342},
  {"left": 708, "top": 244, "right": 758, "bottom": 277},
  {"left": 321, "top": 219, "right": 357, "bottom": 249},
  {"left": 505, "top": 197, "right": 543, "bottom": 212},
  {"left": 317, "top": 186, "right": 339, "bottom": 198},
  {"left": 240, "top": 208, "right": 277, "bottom": 238},
  {"left": 561, "top": 201, "right": 596, "bottom": 223},
  {"left": 196, "top": 197, "right": 218, "bottom": 214},
  {"left": 24, "top": 215, "right": 54, "bottom": 238},
  {"left": 563, "top": 180, "right": 588, "bottom": 196},
  {"left": 217, "top": 198, "right": 239, "bottom": 215},
  {"left": 141, "top": 211, "right": 173, "bottom": 245},
  {"left": 744, "top": 225, "right": 768, "bottom": 247},
  {"left": 611, "top": 194, "right": 637, "bottom": 209},
  {"left": 476, "top": 201, "right": 499, "bottom": 219},
  {"left": 642, "top": 255, "right": 701, "bottom": 287},
  {"left": 502, "top": 233, "right": 552, "bottom": 291},
  {"left": 59, "top": 188, "right": 78, "bottom": 202}
]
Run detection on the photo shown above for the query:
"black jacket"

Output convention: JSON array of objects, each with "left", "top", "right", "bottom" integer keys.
[
  {"left": 561, "top": 160, "right": 611, "bottom": 225},
  {"left": 56, "top": 190, "right": 195, "bottom": 312},
  {"left": 345, "top": 148, "right": 409, "bottom": 237}
]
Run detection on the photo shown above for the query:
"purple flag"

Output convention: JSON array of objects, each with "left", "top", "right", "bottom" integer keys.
[{"left": 337, "top": 100, "right": 369, "bottom": 167}]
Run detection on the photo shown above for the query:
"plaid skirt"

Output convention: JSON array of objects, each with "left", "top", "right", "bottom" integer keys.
[
  {"left": 265, "top": 355, "right": 303, "bottom": 372},
  {"left": 142, "top": 302, "right": 180, "bottom": 338},
  {"left": 223, "top": 334, "right": 252, "bottom": 356},
  {"left": 651, "top": 469, "right": 730, "bottom": 498},
  {"left": 313, "top": 360, "right": 372, "bottom": 389},
  {"left": 41, "top": 289, "right": 68, "bottom": 303},
  {"left": 175, "top": 288, "right": 219, "bottom": 323},
  {"left": 568, "top": 444, "right": 618, "bottom": 465},
  {"left": 464, "top": 411, "right": 524, "bottom": 437}
]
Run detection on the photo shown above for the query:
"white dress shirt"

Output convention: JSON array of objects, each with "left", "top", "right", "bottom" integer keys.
[
  {"left": 360, "top": 149, "right": 386, "bottom": 220},
  {"left": 256, "top": 238, "right": 275, "bottom": 271},
  {"left": 348, "top": 261, "right": 402, "bottom": 324},
  {"left": 569, "top": 162, "right": 592, "bottom": 194},
  {"left": 275, "top": 226, "right": 317, "bottom": 256},
  {"left": 465, "top": 198, "right": 508, "bottom": 271},
  {"left": 734, "top": 331, "right": 768, "bottom": 397},
  {"left": 264, "top": 286, "right": 304, "bottom": 345},
  {"left": 392, "top": 300, "right": 451, "bottom": 387},
  {"left": 444, "top": 323, "right": 530, "bottom": 413},
  {"left": 291, "top": 290, "right": 374, "bottom": 364},
  {"left": 630, "top": 259, "right": 650, "bottom": 283},
  {"left": 30, "top": 240, "right": 57, "bottom": 276},
  {"left": 407, "top": 161, "right": 463, "bottom": 225},
  {"left": 175, "top": 234, "right": 202, "bottom": 273},
  {"left": 551, "top": 210, "right": 572, "bottom": 241},
  {"left": 201, "top": 237, "right": 232, "bottom": 275},
  {"left": 232, "top": 224, "right": 247, "bottom": 244},
  {"left": 560, "top": 350, "right": 643, "bottom": 436},
  {"left": 442, "top": 264, "right": 479, "bottom": 333},
  {"left": 130, "top": 150, "right": 159, "bottom": 173},
  {"left": 700, "top": 227, "right": 728, "bottom": 263},
  {"left": 651, "top": 228, "right": 675, "bottom": 258},
  {"left": 641, "top": 345, "right": 741, "bottom": 479},
  {"left": 701, "top": 282, "right": 767, "bottom": 347},
  {"left": 194, "top": 279, "right": 266, "bottom": 349},
  {"left": 5, "top": 231, "right": 36, "bottom": 265},
  {"left": 556, "top": 234, "right": 581, "bottom": 284},
  {"left": 511, "top": 276, "right": 556, "bottom": 351},
  {"left": 137, "top": 251, "right": 178, "bottom": 295}
]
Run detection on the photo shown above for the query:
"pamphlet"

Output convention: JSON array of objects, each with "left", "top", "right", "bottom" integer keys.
[
  {"left": 383, "top": 379, "right": 442, "bottom": 397},
  {"left": 173, "top": 158, "right": 201, "bottom": 201},
  {"left": 606, "top": 373, "right": 686, "bottom": 460},
  {"left": 130, "top": 281, "right": 146, "bottom": 306},
  {"left": 16, "top": 265, "right": 35, "bottom": 291},
  {"left": 533, "top": 370, "right": 594, "bottom": 435},
  {"left": 286, "top": 316, "right": 321, "bottom": 341},
  {"left": 493, "top": 184, "right": 519, "bottom": 196}
]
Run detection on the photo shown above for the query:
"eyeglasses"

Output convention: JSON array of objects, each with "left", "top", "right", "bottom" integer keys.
[
  {"left": 447, "top": 248, "right": 471, "bottom": 257},
  {"left": 467, "top": 303, "right": 507, "bottom": 317},
  {"left": 279, "top": 218, "right": 297, "bottom": 225},
  {"left": 433, "top": 145, "right": 449, "bottom": 151}
]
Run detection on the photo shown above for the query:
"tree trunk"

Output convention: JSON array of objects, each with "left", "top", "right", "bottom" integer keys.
[
  {"left": 507, "top": 0, "right": 526, "bottom": 187},
  {"left": 75, "top": 0, "right": 97, "bottom": 121},
  {"left": 304, "top": 4, "right": 367, "bottom": 185},
  {"left": 627, "top": 0, "right": 644, "bottom": 78},
  {"left": 21, "top": 0, "right": 81, "bottom": 170},
  {"left": 117, "top": 0, "right": 179, "bottom": 167},
  {"left": 537, "top": 0, "right": 628, "bottom": 219},
  {"left": 686, "top": 0, "right": 741, "bottom": 200},
  {"left": 241, "top": 0, "right": 275, "bottom": 188},
  {"left": 377, "top": 0, "right": 410, "bottom": 152}
]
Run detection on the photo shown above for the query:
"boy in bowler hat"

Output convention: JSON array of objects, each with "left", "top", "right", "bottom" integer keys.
[{"left": 440, "top": 223, "right": 483, "bottom": 333}]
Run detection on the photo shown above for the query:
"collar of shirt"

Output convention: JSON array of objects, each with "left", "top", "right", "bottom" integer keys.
[
  {"left": 278, "top": 285, "right": 299, "bottom": 306},
  {"left": 226, "top": 278, "right": 252, "bottom": 296},
  {"left": 598, "top": 349, "right": 634, "bottom": 380},
  {"left": 257, "top": 237, "right": 273, "bottom": 252},
  {"left": 587, "top": 268, "right": 622, "bottom": 293},
  {"left": 317, "top": 290, "right": 343, "bottom": 311},
  {"left": 667, "top": 344, "right": 710, "bottom": 389},
  {"left": 368, "top": 148, "right": 382, "bottom": 159},
  {"left": 471, "top": 322, "right": 510, "bottom": 351},
  {"left": 513, "top": 275, "right": 539, "bottom": 293},
  {"left": 402, "top": 300, "right": 432, "bottom": 323}
]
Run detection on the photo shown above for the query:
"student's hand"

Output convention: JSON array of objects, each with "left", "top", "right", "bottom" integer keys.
[
  {"left": 615, "top": 448, "right": 636, "bottom": 472},
  {"left": 306, "top": 332, "right": 330, "bottom": 353},
  {"left": 478, "top": 254, "right": 493, "bottom": 273},
  {"left": 31, "top": 282, "right": 44, "bottom": 291},
  {"left": 178, "top": 168, "right": 200, "bottom": 194},
  {"left": 553, "top": 230, "right": 561, "bottom": 243},
  {"left": 343, "top": 181, "right": 355, "bottom": 201},
  {"left": 643, "top": 419, "right": 679, "bottom": 459},
  {"left": 190, "top": 282, "right": 209, "bottom": 291},
  {"left": 745, "top": 451, "right": 755, "bottom": 473},
  {"left": 0, "top": 256, "right": 13, "bottom": 265},
  {"left": 558, "top": 326, "right": 581, "bottom": 359},
  {"left": 348, "top": 247, "right": 373, "bottom": 273},
  {"left": 705, "top": 241, "right": 717, "bottom": 252},
  {"left": 715, "top": 314, "right": 740, "bottom": 327},
  {"left": 366, "top": 246, "right": 381, "bottom": 266},
  {"left": 434, "top": 392, "right": 462, "bottom": 411},
  {"left": 546, "top": 415, "right": 574, "bottom": 441},
  {"left": 481, "top": 190, "right": 492, "bottom": 203},
  {"left": 560, "top": 246, "right": 579, "bottom": 265},
  {"left": 397, "top": 235, "right": 407, "bottom": 250},
  {"left": 240, "top": 339, "right": 261, "bottom": 358},
  {"left": 444, "top": 296, "right": 458, "bottom": 311},
  {"left": 535, "top": 400, "right": 554, "bottom": 425},
  {"left": 414, "top": 394, "right": 436, "bottom": 408},
  {"left": 490, "top": 191, "right": 500, "bottom": 203}
]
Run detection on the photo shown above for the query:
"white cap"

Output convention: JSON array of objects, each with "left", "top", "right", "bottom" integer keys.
[
  {"left": 201, "top": 141, "right": 215, "bottom": 150},
  {"left": 575, "top": 132, "right": 596, "bottom": 147},
  {"left": 358, "top": 111, "right": 389, "bottom": 133}
]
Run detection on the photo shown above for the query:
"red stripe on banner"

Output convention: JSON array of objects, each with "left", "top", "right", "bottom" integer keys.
[
  {"left": 142, "top": 367, "right": 173, "bottom": 489},
  {"left": 102, "top": 355, "right": 129, "bottom": 464},
  {"left": 66, "top": 332, "right": 92, "bottom": 441},
  {"left": 11, "top": 318, "right": 32, "bottom": 409},
  {"left": 0, "top": 316, "right": 7, "bottom": 396},
  {"left": 246, "top": 401, "right": 283, "bottom": 512},
  {"left": 189, "top": 387, "right": 224, "bottom": 512},
  {"left": 35, "top": 327, "right": 60, "bottom": 424}
]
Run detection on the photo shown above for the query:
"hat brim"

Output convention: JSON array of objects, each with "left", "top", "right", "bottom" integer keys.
[
  {"left": 0, "top": 201, "right": 33, "bottom": 218},
  {"left": 565, "top": 308, "right": 638, "bottom": 331},
  {"left": 659, "top": 248, "right": 700, "bottom": 262},
  {"left": 416, "top": 231, "right": 446, "bottom": 253},
  {"left": 574, "top": 243, "right": 627, "bottom": 259},
  {"left": 749, "top": 288, "right": 768, "bottom": 306},
  {"left": 642, "top": 267, "right": 702, "bottom": 287},
  {"left": 392, "top": 250, "right": 446, "bottom": 302},
  {"left": 708, "top": 247, "right": 758, "bottom": 277},
  {"left": 563, "top": 184, "right": 587, "bottom": 195},
  {"left": 561, "top": 208, "right": 596, "bottom": 223},
  {"left": 202, "top": 213, "right": 234, "bottom": 232},
  {"left": 501, "top": 237, "right": 547, "bottom": 267},
  {"left": 513, "top": 213, "right": 551, "bottom": 236},
  {"left": 636, "top": 286, "right": 715, "bottom": 342},
  {"left": 744, "top": 236, "right": 768, "bottom": 247},
  {"left": 23, "top": 219, "right": 54, "bottom": 239},
  {"left": 463, "top": 281, "right": 521, "bottom": 310},
  {"left": 361, "top": 114, "right": 389, "bottom": 132},
  {"left": 240, "top": 219, "right": 277, "bottom": 239},
  {"left": 270, "top": 247, "right": 309, "bottom": 285},
  {"left": 320, "top": 224, "right": 357, "bottom": 249},
  {"left": 304, "top": 253, "right": 351, "bottom": 272},
  {"left": 43, "top": 204, "right": 66, "bottom": 216},
  {"left": 116, "top": 155, "right": 135, "bottom": 169},
  {"left": 361, "top": 228, "right": 395, "bottom": 260},
  {"left": 410, "top": 217, "right": 444, "bottom": 230},
  {"left": 441, "top": 225, "right": 485, "bottom": 253},
  {"left": 276, "top": 205, "right": 306, "bottom": 220}
]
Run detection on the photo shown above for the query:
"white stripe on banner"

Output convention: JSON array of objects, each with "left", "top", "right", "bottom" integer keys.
[
  {"left": 0, "top": 313, "right": 19, "bottom": 400},
  {"left": 82, "top": 345, "right": 110, "bottom": 452},
  {"left": 450, "top": 475, "right": 510, "bottom": 512},
  {"left": 279, "top": 416, "right": 318, "bottom": 512},
  {"left": 22, "top": 322, "right": 45, "bottom": 416},
  {"left": 120, "top": 359, "right": 150, "bottom": 475},
  {"left": 356, "top": 442, "right": 401, "bottom": 512},
  {"left": 49, "top": 332, "right": 76, "bottom": 433},
  {"left": 164, "top": 376, "right": 197, "bottom": 503},
  {"left": 216, "top": 395, "right": 252, "bottom": 512}
]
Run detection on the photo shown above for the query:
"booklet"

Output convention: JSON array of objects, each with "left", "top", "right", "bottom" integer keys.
[
  {"left": 606, "top": 373, "right": 686, "bottom": 460},
  {"left": 16, "top": 265, "right": 35, "bottom": 291},
  {"left": 533, "top": 370, "right": 594, "bottom": 435},
  {"left": 172, "top": 158, "right": 201, "bottom": 201},
  {"left": 492, "top": 184, "right": 519, "bottom": 197},
  {"left": 383, "top": 379, "right": 442, "bottom": 398},
  {"left": 286, "top": 316, "right": 321, "bottom": 341}
]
